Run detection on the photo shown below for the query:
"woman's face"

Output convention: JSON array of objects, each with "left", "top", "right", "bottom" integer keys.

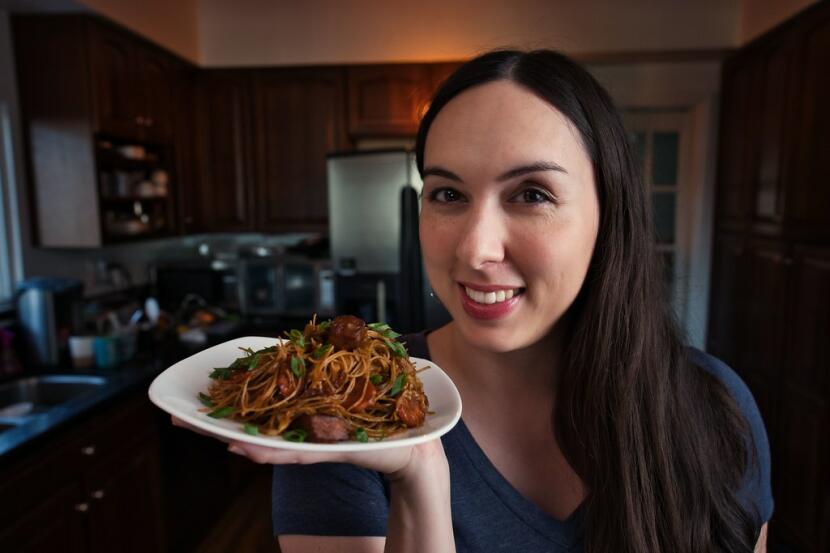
[{"left": 420, "top": 80, "right": 600, "bottom": 352}]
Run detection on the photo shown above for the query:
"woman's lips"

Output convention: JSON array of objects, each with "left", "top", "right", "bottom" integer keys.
[{"left": 458, "top": 283, "right": 522, "bottom": 320}]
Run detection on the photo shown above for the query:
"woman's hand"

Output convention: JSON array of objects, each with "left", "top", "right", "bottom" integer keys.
[{"left": 170, "top": 415, "right": 446, "bottom": 482}]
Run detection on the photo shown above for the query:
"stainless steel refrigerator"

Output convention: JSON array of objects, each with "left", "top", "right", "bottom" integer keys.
[{"left": 327, "top": 149, "right": 450, "bottom": 333}]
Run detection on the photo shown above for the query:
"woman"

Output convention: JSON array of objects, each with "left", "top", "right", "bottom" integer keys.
[{"left": 181, "top": 50, "right": 773, "bottom": 552}]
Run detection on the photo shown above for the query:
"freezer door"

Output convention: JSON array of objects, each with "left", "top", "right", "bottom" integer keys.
[{"left": 327, "top": 150, "right": 422, "bottom": 274}]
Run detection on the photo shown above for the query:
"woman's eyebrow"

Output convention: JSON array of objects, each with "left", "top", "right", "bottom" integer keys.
[
  {"left": 497, "top": 161, "right": 567, "bottom": 181},
  {"left": 422, "top": 161, "right": 567, "bottom": 183}
]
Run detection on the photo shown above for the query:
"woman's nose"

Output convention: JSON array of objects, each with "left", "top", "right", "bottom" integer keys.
[{"left": 455, "top": 202, "right": 507, "bottom": 269}]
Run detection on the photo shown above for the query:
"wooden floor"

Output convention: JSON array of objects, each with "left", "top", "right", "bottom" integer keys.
[{"left": 195, "top": 472, "right": 277, "bottom": 553}]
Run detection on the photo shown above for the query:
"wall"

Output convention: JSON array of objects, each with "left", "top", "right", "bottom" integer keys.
[
  {"left": 739, "top": 0, "right": 817, "bottom": 44},
  {"left": 198, "top": 0, "right": 740, "bottom": 67},
  {"left": 77, "top": 0, "right": 199, "bottom": 62}
]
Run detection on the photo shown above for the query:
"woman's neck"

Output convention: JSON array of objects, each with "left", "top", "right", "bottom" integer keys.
[{"left": 428, "top": 321, "right": 564, "bottom": 409}]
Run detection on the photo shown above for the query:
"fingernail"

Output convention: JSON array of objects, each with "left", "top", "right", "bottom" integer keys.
[{"left": 228, "top": 444, "right": 243, "bottom": 455}]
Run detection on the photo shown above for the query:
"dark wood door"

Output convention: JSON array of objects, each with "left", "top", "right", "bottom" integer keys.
[
  {"left": 87, "top": 21, "right": 140, "bottom": 140},
  {"left": 196, "top": 71, "right": 254, "bottom": 232},
  {"left": 252, "top": 67, "right": 348, "bottom": 230},
  {"left": 347, "top": 64, "right": 432, "bottom": 136},
  {"left": 716, "top": 54, "right": 764, "bottom": 229},
  {"left": 85, "top": 436, "right": 164, "bottom": 553},
  {"left": 707, "top": 234, "right": 746, "bottom": 370},
  {"left": 776, "top": 246, "right": 830, "bottom": 553},
  {"left": 139, "top": 48, "right": 175, "bottom": 144},
  {"left": 788, "top": 11, "right": 830, "bottom": 236},
  {"left": 0, "top": 481, "right": 87, "bottom": 553},
  {"left": 754, "top": 35, "right": 801, "bottom": 225}
]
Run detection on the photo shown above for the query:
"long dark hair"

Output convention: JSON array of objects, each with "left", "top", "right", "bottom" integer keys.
[{"left": 415, "top": 50, "right": 760, "bottom": 553}]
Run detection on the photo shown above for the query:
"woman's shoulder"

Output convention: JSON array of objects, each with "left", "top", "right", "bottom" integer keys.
[{"left": 686, "top": 347, "right": 774, "bottom": 523}]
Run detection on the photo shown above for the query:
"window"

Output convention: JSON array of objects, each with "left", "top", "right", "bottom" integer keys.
[
  {"left": 624, "top": 111, "right": 693, "bottom": 328},
  {"left": 0, "top": 102, "right": 23, "bottom": 306}
]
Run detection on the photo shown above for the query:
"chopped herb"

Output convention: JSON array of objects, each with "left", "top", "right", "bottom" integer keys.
[
  {"left": 370, "top": 374, "right": 385, "bottom": 385},
  {"left": 368, "top": 322, "right": 389, "bottom": 331},
  {"left": 384, "top": 339, "right": 407, "bottom": 358},
  {"left": 313, "top": 343, "right": 332, "bottom": 359},
  {"left": 198, "top": 392, "right": 214, "bottom": 407},
  {"left": 208, "top": 406, "right": 236, "bottom": 419},
  {"left": 318, "top": 320, "right": 331, "bottom": 332},
  {"left": 355, "top": 427, "right": 369, "bottom": 442},
  {"left": 283, "top": 429, "right": 308, "bottom": 442},
  {"left": 289, "top": 329, "right": 305, "bottom": 349},
  {"left": 290, "top": 356, "right": 306, "bottom": 378},
  {"left": 209, "top": 367, "right": 233, "bottom": 380},
  {"left": 389, "top": 374, "right": 406, "bottom": 397},
  {"left": 243, "top": 423, "right": 259, "bottom": 435}
]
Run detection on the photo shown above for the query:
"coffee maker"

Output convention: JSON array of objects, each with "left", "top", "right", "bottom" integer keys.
[{"left": 16, "top": 277, "right": 84, "bottom": 367}]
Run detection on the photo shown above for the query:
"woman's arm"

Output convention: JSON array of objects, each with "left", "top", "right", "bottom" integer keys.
[
  {"left": 754, "top": 522, "right": 768, "bottom": 553},
  {"left": 273, "top": 443, "right": 454, "bottom": 553},
  {"left": 227, "top": 434, "right": 455, "bottom": 553}
]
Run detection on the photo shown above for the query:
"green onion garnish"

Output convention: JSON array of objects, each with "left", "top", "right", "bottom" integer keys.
[
  {"left": 243, "top": 423, "right": 259, "bottom": 435},
  {"left": 389, "top": 374, "right": 406, "bottom": 396},
  {"left": 208, "top": 406, "right": 236, "bottom": 419},
  {"left": 355, "top": 427, "right": 369, "bottom": 442},
  {"left": 283, "top": 429, "right": 308, "bottom": 442}
]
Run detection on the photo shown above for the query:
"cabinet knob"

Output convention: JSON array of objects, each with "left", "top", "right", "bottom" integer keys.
[
  {"left": 74, "top": 502, "right": 90, "bottom": 513},
  {"left": 136, "top": 116, "right": 145, "bottom": 125},
  {"left": 91, "top": 489, "right": 105, "bottom": 500},
  {"left": 81, "top": 445, "right": 96, "bottom": 456}
]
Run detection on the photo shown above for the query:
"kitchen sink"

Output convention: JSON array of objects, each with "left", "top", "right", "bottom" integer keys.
[{"left": 0, "top": 375, "right": 108, "bottom": 419}]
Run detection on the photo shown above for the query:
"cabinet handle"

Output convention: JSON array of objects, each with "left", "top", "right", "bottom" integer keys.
[
  {"left": 91, "top": 489, "right": 105, "bottom": 500},
  {"left": 81, "top": 445, "right": 96, "bottom": 456},
  {"left": 74, "top": 502, "right": 90, "bottom": 513},
  {"left": 135, "top": 116, "right": 145, "bottom": 125}
]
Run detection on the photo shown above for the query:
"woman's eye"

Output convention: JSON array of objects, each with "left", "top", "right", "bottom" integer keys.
[
  {"left": 513, "top": 187, "right": 553, "bottom": 204},
  {"left": 429, "top": 188, "right": 465, "bottom": 203}
]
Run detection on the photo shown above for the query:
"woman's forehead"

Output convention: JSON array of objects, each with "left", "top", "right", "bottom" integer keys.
[{"left": 423, "top": 81, "right": 587, "bottom": 178}]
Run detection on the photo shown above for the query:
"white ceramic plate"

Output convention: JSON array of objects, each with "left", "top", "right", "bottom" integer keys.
[{"left": 148, "top": 336, "right": 462, "bottom": 452}]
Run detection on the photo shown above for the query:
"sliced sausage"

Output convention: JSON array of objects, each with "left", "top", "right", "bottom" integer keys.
[
  {"left": 395, "top": 389, "right": 426, "bottom": 428},
  {"left": 328, "top": 315, "right": 367, "bottom": 350},
  {"left": 291, "top": 414, "right": 350, "bottom": 443}
]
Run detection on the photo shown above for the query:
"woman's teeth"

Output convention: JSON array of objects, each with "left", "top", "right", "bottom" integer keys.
[{"left": 464, "top": 286, "right": 521, "bottom": 305}]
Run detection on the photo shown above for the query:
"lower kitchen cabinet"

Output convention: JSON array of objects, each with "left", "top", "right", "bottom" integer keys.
[{"left": 0, "top": 393, "right": 164, "bottom": 553}]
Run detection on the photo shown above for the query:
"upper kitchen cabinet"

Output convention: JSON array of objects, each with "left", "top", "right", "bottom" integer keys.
[
  {"left": 788, "top": 9, "right": 830, "bottom": 237},
  {"left": 87, "top": 18, "right": 176, "bottom": 144},
  {"left": 13, "top": 14, "right": 191, "bottom": 247},
  {"left": 347, "top": 64, "right": 433, "bottom": 136},
  {"left": 194, "top": 71, "right": 255, "bottom": 233},
  {"left": 252, "top": 67, "right": 349, "bottom": 231}
]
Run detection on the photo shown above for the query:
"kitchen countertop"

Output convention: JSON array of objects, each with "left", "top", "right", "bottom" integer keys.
[{"left": 0, "top": 355, "right": 167, "bottom": 458}]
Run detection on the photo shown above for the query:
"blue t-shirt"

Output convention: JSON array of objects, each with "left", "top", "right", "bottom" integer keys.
[{"left": 272, "top": 332, "right": 773, "bottom": 551}]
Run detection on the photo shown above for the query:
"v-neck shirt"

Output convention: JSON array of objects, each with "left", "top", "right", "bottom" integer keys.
[{"left": 272, "top": 332, "right": 772, "bottom": 551}]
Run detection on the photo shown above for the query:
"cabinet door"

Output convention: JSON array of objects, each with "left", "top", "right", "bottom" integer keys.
[
  {"left": 707, "top": 234, "right": 746, "bottom": 370},
  {"left": 715, "top": 54, "right": 764, "bottom": 228},
  {"left": 196, "top": 71, "right": 254, "bottom": 231},
  {"left": 0, "top": 481, "right": 87, "bottom": 553},
  {"left": 788, "top": 10, "right": 830, "bottom": 235},
  {"left": 754, "top": 35, "right": 801, "bottom": 224},
  {"left": 347, "top": 64, "right": 432, "bottom": 136},
  {"left": 87, "top": 21, "right": 140, "bottom": 139},
  {"left": 253, "top": 68, "right": 348, "bottom": 230},
  {"left": 139, "top": 48, "right": 176, "bottom": 144},
  {"left": 85, "top": 435, "right": 164, "bottom": 553}
]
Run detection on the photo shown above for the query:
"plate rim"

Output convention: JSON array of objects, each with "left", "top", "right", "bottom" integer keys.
[{"left": 148, "top": 336, "right": 462, "bottom": 452}]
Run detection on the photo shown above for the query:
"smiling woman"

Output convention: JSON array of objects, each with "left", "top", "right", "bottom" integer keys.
[{"left": 199, "top": 49, "right": 773, "bottom": 553}]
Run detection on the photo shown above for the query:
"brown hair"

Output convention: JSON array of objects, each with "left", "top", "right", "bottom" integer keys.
[{"left": 415, "top": 50, "right": 760, "bottom": 553}]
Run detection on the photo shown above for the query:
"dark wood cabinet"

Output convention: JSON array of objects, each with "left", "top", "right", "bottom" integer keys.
[
  {"left": 709, "top": 3, "right": 830, "bottom": 551},
  {"left": 13, "top": 14, "right": 191, "bottom": 246},
  {"left": 88, "top": 21, "right": 139, "bottom": 140},
  {"left": 347, "top": 64, "right": 433, "bottom": 136},
  {"left": 0, "top": 393, "right": 164, "bottom": 553},
  {"left": 252, "top": 67, "right": 348, "bottom": 230},
  {"left": 195, "top": 71, "right": 254, "bottom": 232}
]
